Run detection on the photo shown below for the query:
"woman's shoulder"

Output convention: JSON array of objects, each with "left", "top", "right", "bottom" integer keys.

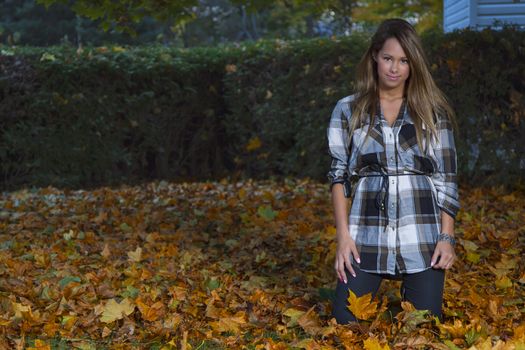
[
  {"left": 334, "top": 93, "right": 357, "bottom": 118},
  {"left": 337, "top": 93, "right": 357, "bottom": 105}
]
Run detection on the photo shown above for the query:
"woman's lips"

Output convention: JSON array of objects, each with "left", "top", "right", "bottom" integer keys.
[{"left": 387, "top": 74, "right": 400, "bottom": 80}]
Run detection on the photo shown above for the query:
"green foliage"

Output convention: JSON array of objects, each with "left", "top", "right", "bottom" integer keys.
[
  {"left": 0, "top": 27, "right": 524, "bottom": 190},
  {"left": 352, "top": 0, "right": 443, "bottom": 32},
  {"left": 36, "top": 0, "right": 199, "bottom": 36},
  {"left": 0, "top": 0, "right": 167, "bottom": 46}
]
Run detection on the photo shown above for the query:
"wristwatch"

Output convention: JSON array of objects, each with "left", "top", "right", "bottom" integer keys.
[{"left": 437, "top": 233, "right": 456, "bottom": 247}]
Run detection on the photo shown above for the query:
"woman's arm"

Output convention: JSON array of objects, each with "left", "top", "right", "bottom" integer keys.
[
  {"left": 440, "top": 210, "right": 455, "bottom": 236},
  {"left": 327, "top": 99, "right": 360, "bottom": 281},
  {"left": 430, "top": 114, "right": 460, "bottom": 269}
]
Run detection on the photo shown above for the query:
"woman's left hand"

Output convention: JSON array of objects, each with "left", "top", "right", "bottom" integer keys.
[{"left": 431, "top": 241, "right": 456, "bottom": 270}]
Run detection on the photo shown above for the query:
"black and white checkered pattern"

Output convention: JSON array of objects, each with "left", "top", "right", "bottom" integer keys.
[{"left": 327, "top": 94, "right": 460, "bottom": 275}]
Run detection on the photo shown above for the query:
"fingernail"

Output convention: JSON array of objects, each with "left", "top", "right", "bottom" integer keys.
[
  {"left": 431, "top": 261, "right": 434, "bottom": 266},
  {"left": 357, "top": 258, "right": 361, "bottom": 263},
  {"left": 352, "top": 273, "right": 356, "bottom": 278},
  {"left": 343, "top": 279, "right": 347, "bottom": 284}
]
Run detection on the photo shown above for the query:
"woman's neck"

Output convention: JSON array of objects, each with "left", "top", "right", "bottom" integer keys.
[{"left": 378, "top": 86, "right": 405, "bottom": 101}]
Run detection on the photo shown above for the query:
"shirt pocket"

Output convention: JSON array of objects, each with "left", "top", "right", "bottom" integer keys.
[
  {"left": 397, "top": 124, "right": 435, "bottom": 174},
  {"left": 398, "top": 123, "right": 419, "bottom": 153}
]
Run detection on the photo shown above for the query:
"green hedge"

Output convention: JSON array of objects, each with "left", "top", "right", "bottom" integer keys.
[{"left": 0, "top": 27, "right": 524, "bottom": 190}]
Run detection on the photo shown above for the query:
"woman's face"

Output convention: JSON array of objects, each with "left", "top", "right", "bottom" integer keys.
[{"left": 374, "top": 37, "right": 410, "bottom": 93}]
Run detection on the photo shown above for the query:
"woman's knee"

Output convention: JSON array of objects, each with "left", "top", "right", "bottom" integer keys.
[
  {"left": 331, "top": 266, "right": 382, "bottom": 324},
  {"left": 401, "top": 268, "right": 445, "bottom": 319}
]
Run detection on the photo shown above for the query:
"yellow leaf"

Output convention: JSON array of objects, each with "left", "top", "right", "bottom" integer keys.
[
  {"left": 347, "top": 290, "right": 379, "bottom": 320},
  {"left": 515, "top": 323, "right": 525, "bottom": 340},
  {"left": 61, "top": 315, "right": 77, "bottom": 330},
  {"left": 100, "top": 298, "right": 135, "bottom": 323},
  {"left": 11, "top": 302, "right": 32, "bottom": 320},
  {"left": 246, "top": 136, "right": 262, "bottom": 152},
  {"left": 225, "top": 64, "right": 237, "bottom": 73},
  {"left": 495, "top": 276, "right": 513, "bottom": 289},
  {"left": 460, "top": 239, "right": 479, "bottom": 252},
  {"left": 293, "top": 338, "right": 320, "bottom": 349},
  {"left": 364, "top": 337, "right": 390, "bottom": 350},
  {"left": 127, "top": 247, "right": 142, "bottom": 262},
  {"left": 112, "top": 46, "right": 126, "bottom": 52},
  {"left": 466, "top": 252, "right": 481, "bottom": 264},
  {"left": 26, "top": 339, "right": 51, "bottom": 350},
  {"left": 40, "top": 53, "right": 56, "bottom": 62},
  {"left": 283, "top": 308, "right": 304, "bottom": 327},
  {"left": 437, "top": 319, "right": 468, "bottom": 339},
  {"left": 495, "top": 255, "right": 517, "bottom": 270}
]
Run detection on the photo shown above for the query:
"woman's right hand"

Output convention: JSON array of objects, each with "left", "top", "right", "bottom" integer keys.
[{"left": 334, "top": 232, "right": 360, "bottom": 283}]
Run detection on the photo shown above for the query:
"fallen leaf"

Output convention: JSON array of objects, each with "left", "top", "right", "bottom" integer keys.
[
  {"left": 127, "top": 247, "right": 142, "bottom": 262},
  {"left": 363, "top": 337, "right": 390, "bottom": 350},
  {"left": 100, "top": 298, "right": 135, "bottom": 323},
  {"left": 347, "top": 290, "right": 379, "bottom": 321},
  {"left": 297, "top": 305, "right": 323, "bottom": 336}
]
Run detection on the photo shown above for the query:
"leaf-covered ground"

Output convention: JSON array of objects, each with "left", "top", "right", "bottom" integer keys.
[{"left": 0, "top": 179, "right": 524, "bottom": 349}]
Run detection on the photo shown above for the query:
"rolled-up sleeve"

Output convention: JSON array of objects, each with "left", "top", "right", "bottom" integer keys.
[
  {"left": 326, "top": 100, "right": 351, "bottom": 190},
  {"left": 429, "top": 115, "right": 460, "bottom": 218}
]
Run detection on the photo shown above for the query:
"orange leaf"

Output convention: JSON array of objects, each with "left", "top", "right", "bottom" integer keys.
[
  {"left": 347, "top": 290, "right": 379, "bottom": 320},
  {"left": 209, "top": 311, "right": 246, "bottom": 333},
  {"left": 297, "top": 305, "right": 323, "bottom": 336},
  {"left": 136, "top": 299, "right": 165, "bottom": 322},
  {"left": 26, "top": 339, "right": 51, "bottom": 350},
  {"left": 436, "top": 319, "right": 468, "bottom": 339},
  {"left": 364, "top": 337, "right": 390, "bottom": 350},
  {"left": 514, "top": 323, "right": 525, "bottom": 340}
]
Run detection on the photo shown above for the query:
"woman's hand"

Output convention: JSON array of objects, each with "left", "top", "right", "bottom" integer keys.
[
  {"left": 335, "top": 232, "right": 360, "bottom": 283},
  {"left": 431, "top": 241, "right": 456, "bottom": 269}
]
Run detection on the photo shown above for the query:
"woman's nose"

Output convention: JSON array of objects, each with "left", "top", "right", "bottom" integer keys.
[{"left": 390, "top": 62, "right": 398, "bottom": 73}]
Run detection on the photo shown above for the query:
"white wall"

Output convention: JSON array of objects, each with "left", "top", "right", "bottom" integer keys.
[{"left": 444, "top": 0, "right": 525, "bottom": 32}]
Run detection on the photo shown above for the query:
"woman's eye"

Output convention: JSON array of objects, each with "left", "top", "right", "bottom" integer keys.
[
  {"left": 401, "top": 59, "right": 409, "bottom": 64},
  {"left": 383, "top": 57, "right": 391, "bottom": 61}
]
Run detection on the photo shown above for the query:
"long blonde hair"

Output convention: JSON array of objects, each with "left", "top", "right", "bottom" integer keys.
[{"left": 349, "top": 18, "right": 456, "bottom": 152}]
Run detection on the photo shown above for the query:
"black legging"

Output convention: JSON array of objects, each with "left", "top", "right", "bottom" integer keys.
[{"left": 331, "top": 263, "right": 445, "bottom": 324}]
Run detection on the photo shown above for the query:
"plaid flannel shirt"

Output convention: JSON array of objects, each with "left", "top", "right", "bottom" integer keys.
[{"left": 326, "top": 94, "right": 460, "bottom": 274}]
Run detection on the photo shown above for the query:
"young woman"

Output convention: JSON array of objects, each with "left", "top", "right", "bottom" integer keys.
[{"left": 326, "top": 18, "right": 460, "bottom": 324}]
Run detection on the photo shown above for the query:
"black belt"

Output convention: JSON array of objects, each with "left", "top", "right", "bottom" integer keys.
[{"left": 357, "top": 168, "right": 429, "bottom": 229}]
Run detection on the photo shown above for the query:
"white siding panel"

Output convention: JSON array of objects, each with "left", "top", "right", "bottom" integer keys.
[
  {"left": 478, "top": 4, "right": 525, "bottom": 15},
  {"left": 457, "top": 18, "right": 471, "bottom": 27},
  {"left": 448, "top": 0, "right": 469, "bottom": 14},
  {"left": 450, "top": 18, "right": 471, "bottom": 29},
  {"left": 478, "top": 0, "right": 518, "bottom": 4},
  {"left": 445, "top": 0, "right": 525, "bottom": 31},
  {"left": 448, "top": 11, "right": 470, "bottom": 25},
  {"left": 477, "top": 15, "right": 525, "bottom": 26},
  {"left": 444, "top": 0, "right": 470, "bottom": 31}
]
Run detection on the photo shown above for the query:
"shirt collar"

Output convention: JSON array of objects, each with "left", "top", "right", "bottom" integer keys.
[{"left": 371, "top": 97, "right": 414, "bottom": 127}]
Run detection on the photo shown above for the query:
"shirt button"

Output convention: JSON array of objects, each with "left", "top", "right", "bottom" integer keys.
[
  {"left": 391, "top": 203, "right": 395, "bottom": 208},
  {"left": 389, "top": 156, "right": 394, "bottom": 161},
  {"left": 391, "top": 179, "right": 395, "bottom": 184}
]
